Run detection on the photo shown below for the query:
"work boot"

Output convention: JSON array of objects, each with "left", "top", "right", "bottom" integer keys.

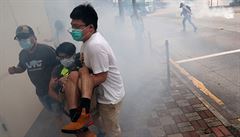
[{"left": 61, "top": 109, "right": 94, "bottom": 134}]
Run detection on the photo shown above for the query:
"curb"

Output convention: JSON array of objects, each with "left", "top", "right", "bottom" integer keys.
[{"left": 170, "top": 59, "right": 240, "bottom": 136}]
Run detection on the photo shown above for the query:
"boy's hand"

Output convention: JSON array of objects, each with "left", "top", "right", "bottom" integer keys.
[{"left": 59, "top": 76, "right": 68, "bottom": 85}]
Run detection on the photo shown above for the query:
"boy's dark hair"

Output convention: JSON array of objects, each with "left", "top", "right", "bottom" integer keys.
[
  {"left": 70, "top": 4, "right": 98, "bottom": 30},
  {"left": 56, "top": 42, "right": 76, "bottom": 56}
]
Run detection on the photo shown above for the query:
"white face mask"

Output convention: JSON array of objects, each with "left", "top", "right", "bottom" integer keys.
[
  {"left": 19, "top": 39, "right": 32, "bottom": 49},
  {"left": 60, "top": 55, "right": 75, "bottom": 67}
]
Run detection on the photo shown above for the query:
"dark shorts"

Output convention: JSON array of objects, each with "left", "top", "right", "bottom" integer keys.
[{"left": 38, "top": 94, "right": 64, "bottom": 114}]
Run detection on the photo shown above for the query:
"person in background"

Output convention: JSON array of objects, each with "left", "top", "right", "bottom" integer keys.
[
  {"left": 44, "top": 20, "right": 75, "bottom": 49},
  {"left": 180, "top": 2, "right": 197, "bottom": 32}
]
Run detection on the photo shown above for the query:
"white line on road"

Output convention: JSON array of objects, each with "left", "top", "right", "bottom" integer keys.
[{"left": 176, "top": 49, "right": 240, "bottom": 64}]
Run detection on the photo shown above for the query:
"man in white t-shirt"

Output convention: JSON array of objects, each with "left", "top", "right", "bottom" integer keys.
[{"left": 61, "top": 4, "right": 125, "bottom": 137}]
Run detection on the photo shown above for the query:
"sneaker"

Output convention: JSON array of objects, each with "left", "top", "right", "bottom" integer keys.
[{"left": 61, "top": 111, "right": 94, "bottom": 134}]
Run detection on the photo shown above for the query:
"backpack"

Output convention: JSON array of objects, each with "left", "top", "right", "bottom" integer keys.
[{"left": 186, "top": 5, "right": 191, "bottom": 12}]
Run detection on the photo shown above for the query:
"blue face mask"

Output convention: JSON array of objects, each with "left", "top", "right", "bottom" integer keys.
[{"left": 19, "top": 39, "right": 32, "bottom": 49}]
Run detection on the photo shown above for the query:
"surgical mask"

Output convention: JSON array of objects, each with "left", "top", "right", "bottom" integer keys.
[
  {"left": 19, "top": 39, "right": 32, "bottom": 49},
  {"left": 69, "top": 27, "right": 87, "bottom": 41},
  {"left": 60, "top": 56, "right": 75, "bottom": 67}
]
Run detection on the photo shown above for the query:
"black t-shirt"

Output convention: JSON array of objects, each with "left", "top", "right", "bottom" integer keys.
[{"left": 18, "top": 44, "right": 59, "bottom": 96}]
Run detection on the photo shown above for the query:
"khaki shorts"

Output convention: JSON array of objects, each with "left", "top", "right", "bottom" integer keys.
[{"left": 92, "top": 100, "right": 122, "bottom": 137}]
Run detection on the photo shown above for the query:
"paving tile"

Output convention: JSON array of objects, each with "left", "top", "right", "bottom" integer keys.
[
  {"left": 212, "top": 126, "right": 232, "bottom": 136},
  {"left": 165, "top": 102, "right": 178, "bottom": 109},
  {"left": 122, "top": 131, "right": 137, "bottom": 137},
  {"left": 163, "top": 124, "right": 180, "bottom": 135},
  {"left": 152, "top": 111, "right": 159, "bottom": 118},
  {"left": 199, "top": 110, "right": 215, "bottom": 119},
  {"left": 136, "top": 128, "right": 152, "bottom": 137},
  {"left": 199, "top": 134, "right": 216, "bottom": 137},
  {"left": 171, "top": 91, "right": 181, "bottom": 96},
  {"left": 193, "top": 104, "right": 208, "bottom": 111},
  {"left": 185, "top": 112, "right": 202, "bottom": 121},
  {"left": 158, "top": 109, "right": 170, "bottom": 117},
  {"left": 171, "top": 89, "right": 181, "bottom": 94},
  {"left": 177, "top": 122, "right": 192, "bottom": 128},
  {"left": 160, "top": 116, "right": 175, "bottom": 125},
  {"left": 177, "top": 122, "right": 194, "bottom": 132},
  {"left": 181, "top": 106, "right": 195, "bottom": 113},
  {"left": 173, "top": 94, "right": 184, "bottom": 100},
  {"left": 147, "top": 117, "right": 161, "bottom": 127},
  {"left": 188, "top": 98, "right": 202, "bottom": 105},
  {"left": 211, "top": 127, "right": 225, "bottom": 137},
  {"left": 176, "top": 100, "right": 190, "bottom": 107},
  {"left": 153, "top": 104, "right": 167, "bottom": 111},
  {"left": 204, "top": 118, "right": 222, "bottom": 127},
  {"left": 173, "top": 114, "right": 188, "bottom": 123},
  {"left": 183, "top": 93, "right": 196, "bottom": 99},
  {"left": 198, "top": 111, "right": 209, "bottom": 119},
  {"left": 197, "top": 119, "right": 209, "bottom": 129},
  {"left": 167, "top": 133, "right": 183, "bottom": 137},
  {"left": 149, "top": 126, "right": 166, "bottom": 137},
  {"left": 182, "top": 131, "right": 200, "bottom": 137},
  {"left": 190, "top": 120, "right": 201, "bottom": 130},
  {"left": 169, "top": 108, "right": 184, "bottom": 116},
  {"left": 162, "top": 97, "right": 175, "bottom": 103},
  {"left": 204, "top": 110, "right": 214, "bottom": 118}
]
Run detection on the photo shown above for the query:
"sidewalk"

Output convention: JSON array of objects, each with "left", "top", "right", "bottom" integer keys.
[
  {"left": 116, "top": 20, "right": 240, "bottom": 136},
  {"left": 132, "top": 72, "right": 236, "bottom": 137}
]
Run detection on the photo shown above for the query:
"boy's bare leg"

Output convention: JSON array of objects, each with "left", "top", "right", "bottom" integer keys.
[
  {"left": 61, "top": 67, "right": 94, "bottom": 134},
  {"left": 63, "top": 71, "right": 80, "bottom": 110},
  {"left": 77, "top": 65, "right": 94, "bottom": 114},
  {"left": 79, "top": 66, "right": 94, "bottom": 99}
]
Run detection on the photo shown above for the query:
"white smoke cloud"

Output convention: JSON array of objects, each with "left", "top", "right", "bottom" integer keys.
[{"left": 184, "top": 0, "right": 235, "bottom": 19}]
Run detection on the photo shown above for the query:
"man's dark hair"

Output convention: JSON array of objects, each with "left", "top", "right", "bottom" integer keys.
[
  {"left": 56, "top": 42, "right": 76, "bottom": 56},
  {"left": 70, "top": 4, "right": 98, "bottom": 30}
]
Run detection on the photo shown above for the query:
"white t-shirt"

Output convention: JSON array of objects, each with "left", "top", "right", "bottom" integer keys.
[{"left": 80, "top": 32, "right": 125, "bottom": 104}]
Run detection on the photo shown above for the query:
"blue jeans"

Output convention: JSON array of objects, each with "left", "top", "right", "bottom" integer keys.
[{"left": 182, "top": 15, "right": 197, "bottom": 31}]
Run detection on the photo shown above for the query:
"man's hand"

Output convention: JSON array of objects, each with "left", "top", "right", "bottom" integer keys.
[
  {"left": 59, "top": 76, "right": 68, "bottom": 86},
  {"left": 8, "top": 66, "right": 25, "bottom": 74},
  {"left": 8, "top": 66, "right": 17, "bottom": 74}
]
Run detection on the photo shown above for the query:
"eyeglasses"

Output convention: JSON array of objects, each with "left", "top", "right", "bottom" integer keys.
[
  {"left": 68, "top": 26, "right": 88, "bottom": 34},
  {"left": 67, "top": 28, "right": 81, "bottom": 33}
]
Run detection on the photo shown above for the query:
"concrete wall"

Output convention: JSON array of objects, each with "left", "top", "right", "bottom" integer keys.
[{"left": 0, "top": 1, "right": 52, "bottom": 137}]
